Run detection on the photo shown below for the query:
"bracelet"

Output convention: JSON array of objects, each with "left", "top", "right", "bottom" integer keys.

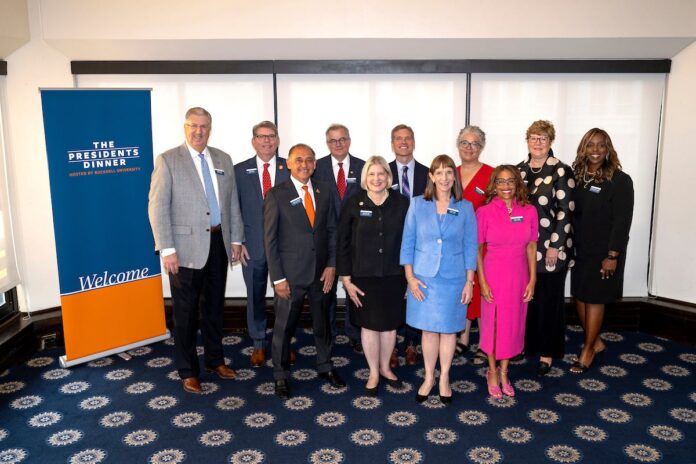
[{"left": 606, "top": 255, "right": 618, "bottom": 261}]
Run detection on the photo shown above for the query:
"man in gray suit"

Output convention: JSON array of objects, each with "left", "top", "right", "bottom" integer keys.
[
  {"left": 148, "top": 107, "right": 244, "bottom": 393},
  {"left": 234, "top": 121, "right": 290, "bottom": 367},
  {"left": 264, "top": 143, "right": 345, "bottom": 399}
]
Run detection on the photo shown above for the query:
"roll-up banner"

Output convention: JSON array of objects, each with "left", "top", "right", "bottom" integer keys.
[{"left": 40, "top": 89, "right": 169, "bottom": 368}]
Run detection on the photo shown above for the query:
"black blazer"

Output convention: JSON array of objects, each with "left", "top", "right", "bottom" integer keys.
[
  {"left": 234, "top": 156, "right": 290, "bottom": 260},
  {"left": 263, "top": 179, "right": 337, "bottom": 287},
  {"left": 337, "top": 190, "right": 409, "bottom": 278},
  {"left": 389, "top": 159, "right": 428, "bottom": 199},
  {"left": 313, "top": 154, "right": 366, "bottom": 214}
]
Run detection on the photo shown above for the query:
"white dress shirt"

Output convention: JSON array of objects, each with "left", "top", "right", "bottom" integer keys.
[{"left": 256, "top": 155, "right": 277, "bottom": 190}]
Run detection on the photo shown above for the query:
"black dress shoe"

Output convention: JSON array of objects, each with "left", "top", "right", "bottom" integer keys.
[
  {"left": 380, "top": 375, "right": 404, "bottom": 390},
  {"left": 537, "top": 361, "right": 551, "bottom": 377},
  {"left": 275, "top": 379, "right": 290, "bottom": 399},
  {"left": 319, "top": 370, "right": 346, "bottom": 388}
]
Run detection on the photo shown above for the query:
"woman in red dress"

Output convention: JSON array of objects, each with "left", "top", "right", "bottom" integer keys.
[{"left": 455, "top": 126, "right": 494, "bottom": 364}]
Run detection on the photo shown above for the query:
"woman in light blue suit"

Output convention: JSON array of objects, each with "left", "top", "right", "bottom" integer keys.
[{"left": 401, "top": 154, "right": 478, "bottom": 405}]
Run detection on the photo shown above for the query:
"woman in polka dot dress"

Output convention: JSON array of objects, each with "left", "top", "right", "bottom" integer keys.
[{"left": 516, "top": 120, "right": 574, "bottom": 376}]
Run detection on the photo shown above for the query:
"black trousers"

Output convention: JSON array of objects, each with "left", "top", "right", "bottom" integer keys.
[
  {"left": 169, "top": 231, "right": 228, "bottom": 379},
  {"left": 524, "top": 271, "right": 567, "bottom": 359},
  {"left": 272, "top": 280, "right": 333, "bottom": 380}
]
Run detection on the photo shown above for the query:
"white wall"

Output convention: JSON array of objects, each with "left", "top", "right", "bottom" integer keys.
[
  {"left": 2, "top": 0, "right": 696, "bottom": 311},
  {"left": 651, "top": 41, "right": 696, "bottom": 304}
]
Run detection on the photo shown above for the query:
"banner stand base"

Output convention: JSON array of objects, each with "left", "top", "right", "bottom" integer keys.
[{"left": 59, "top": 330, "right": 171, "bottom": 368}]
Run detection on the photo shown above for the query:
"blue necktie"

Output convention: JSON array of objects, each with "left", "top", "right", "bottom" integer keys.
[
  {"left": 199, "top": 154, "right": 221, "bottom": 226},
  {"left": 401, "top": 165, "right": 411, "bottom": 198}
]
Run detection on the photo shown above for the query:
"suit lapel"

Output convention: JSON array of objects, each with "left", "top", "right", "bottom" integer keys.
[
  {"left": 282, "top": 180, "right": 313, "bottom": 231},
  {"left": 440, "top": 198, "right": 457, "bottom": 234},
  {"left": 245, "top": 158, "right": 263, "bottom": 200},
  {"left": 180, "top": 145, "right": 208, "bottom": 205}
]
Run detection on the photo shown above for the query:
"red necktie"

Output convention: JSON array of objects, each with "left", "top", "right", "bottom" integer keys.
[
  {"left": 303, "top": 185, "right": 315, "bottom": 227},
  {"left": 337, "top": 162, "right": 346, "bottom": 200},
  {"left": 262, "top": 162, "right": 272, "bottom": 198}
]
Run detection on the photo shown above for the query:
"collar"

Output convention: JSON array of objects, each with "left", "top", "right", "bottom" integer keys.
[
  {"left": 290, "top": 176, "right": 313, "bottom": 192},
  {"left": 186, "top": 142, "right": 209, "bottom": 158}
]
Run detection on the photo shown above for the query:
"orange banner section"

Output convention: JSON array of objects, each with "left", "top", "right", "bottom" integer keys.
[{"left": 61, "top": 276, "right": 166, "bottom": 362}]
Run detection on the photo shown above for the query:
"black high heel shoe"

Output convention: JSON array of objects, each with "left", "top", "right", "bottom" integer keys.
[
  {"left": 380, "top": 375, "right": 404, "bottom": 390},
  {"left": 439, "top": 394, "right": 453, "bottom": 405},
  {"left": 415, "top": 379, "right": 436, "bottom": 403},
  {"left": 364, "top": 385, "right": 378, "bottom": 397}
]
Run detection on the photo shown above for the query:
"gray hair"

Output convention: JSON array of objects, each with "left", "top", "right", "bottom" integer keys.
[
  {"left": 325, "top": 123, "right": 350, "bottom": 138},
  {"left": 185, "top": 107, "right": 212, "bottom": 123},
  {"left": 457, "top": 125, "right": 486, "bottom": 149}
]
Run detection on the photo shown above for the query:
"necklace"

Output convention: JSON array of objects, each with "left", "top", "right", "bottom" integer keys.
[
  {"left": 529, "top": 156, "right": 548, "bottom": 174},
  {"left": 582, "top": 171, "right": 596, "bottom": 189}
]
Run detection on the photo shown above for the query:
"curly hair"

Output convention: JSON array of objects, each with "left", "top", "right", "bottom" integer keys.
[
  {"left": 572, "top": 128, "right": 622, "bottom": 183},
  {"left": 526, "top": 120, "right": 555, "bottom": 143},
  {"left": 483, "top": 165, "right": 530, "bottom": 206}
]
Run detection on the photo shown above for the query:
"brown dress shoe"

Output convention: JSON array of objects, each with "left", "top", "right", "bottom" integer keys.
[
  {"left": 405, "top": 345, "right": 418, "bottom": 365},
  {"left": 206, "top": 364, "right": 237, "bottom": 379},
  {"left": 182, "top": 377, "right": 201, "bottom": 393},
  {"left": 251, "top": 349, "right": 266, "bottom": 368},
  {"left": 289, "top": 350, "right": 296, "bottom": 365},
  {"left": 389, "top": 348, "right": 399, "bottom": 369}
]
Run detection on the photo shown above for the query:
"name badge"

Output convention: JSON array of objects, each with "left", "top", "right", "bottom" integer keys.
[
  {"left": 347, "top": 177, "right": 357, "bottom": 184},
  {"left": 246, "top": 168, "right": 258, "bottom": 174},
  {"left": 290, "top": 197, "right": 302, "bottom": 206},
  {"left": 214, "top": 168, "right": 225, "bottom": 176},
  {"left": 589, "top": 185, "right": 602, "bottom": 194},
  {"left": 510, "top": 215, "right": 524, "bottom": 223},
  {"left": 360, "top": 210, "right": 373, "bottom": 217},
  {"left": 474, "top": 186, "right": 485, "bottom": 195},
  {"left": 391, "top": 183, "right": 400, "bottom": 190},
  {"left": 447, "top": 208, "right": 459, "bottom": 216}
]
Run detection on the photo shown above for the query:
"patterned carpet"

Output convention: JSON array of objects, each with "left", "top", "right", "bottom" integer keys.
[{"left": 1, "top": 325, "right": 695, "bottom": 463}]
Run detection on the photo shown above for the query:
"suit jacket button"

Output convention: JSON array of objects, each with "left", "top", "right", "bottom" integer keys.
[
  {"left": 378, "top": 248, "right": 383, "bottom": 253},
  {"left": 437, "top": 238, "right": 442, "bottom": 244}
]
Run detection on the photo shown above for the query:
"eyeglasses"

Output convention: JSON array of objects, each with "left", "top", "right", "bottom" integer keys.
[
  {"left": 185, "top": 123, "right": 210, "bottom": 130},
  {"left": 494, "top": 178, "right": 516, "bottom": 186},
  {"left": 254, "top": 134, "right": 277, "bottom": 141},
  {"left": 528, "top": 136, "right": 549, "bottom": 144},
  {"left": 327, "top": 137, "right": 349, "bottom": 146},
  {"left": 458, "top": 140, "right": 482, "bottom": 149}
]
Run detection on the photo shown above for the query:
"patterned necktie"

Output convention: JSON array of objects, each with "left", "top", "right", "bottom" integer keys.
[
  {"left": 303, "top": 185, "right": 315, "bottom": 227},
  {"left": 262, "top": 162, "right": 272, "bottom": 198},
  {"left": 199, "top": 154, "right": 221, "bottom": 226},
  {"left": 401, "top": 165, "right": 411, "bottom": 198},
  {"left": 337, "top": 161, "right": 346, "bottom": 200}
]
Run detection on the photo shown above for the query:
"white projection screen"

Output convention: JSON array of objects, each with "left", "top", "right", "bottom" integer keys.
[
  {"left": 76, "top": 74, "right": 275, "bottom": 297},
  {"left": 470, "top": 73, "right": 666, "bottom": 297},
  {"left": 77, "top": 71, "right": 665, "bottom": 298}
]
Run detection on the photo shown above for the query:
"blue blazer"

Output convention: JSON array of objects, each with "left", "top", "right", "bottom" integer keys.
[
  {"left": 400, "top": 196, "right": 477, "bottom": 279},
  {"left": 234, "top": 155, "right": 290, "bottom": 260},
  {"left": 313, "top": 154, "right": 365, "bottom": 215}
]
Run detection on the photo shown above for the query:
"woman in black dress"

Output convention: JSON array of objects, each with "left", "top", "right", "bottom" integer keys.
[
  {"left": 337, "top": 155, "right": 410, "bottom": 395},
  {"left": 517, "top": 120, "right": 574, "bottom": 376},
  {"left": 570, "top": 128, "right": 634, "bottom": 373}
]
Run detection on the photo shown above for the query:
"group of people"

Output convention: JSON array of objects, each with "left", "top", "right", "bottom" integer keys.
[{"left": 148, "top": 107, "right": 634, "bottom": 404}]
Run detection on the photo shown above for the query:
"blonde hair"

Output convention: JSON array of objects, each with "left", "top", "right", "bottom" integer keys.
[{"left": 360, "top": 156, "right": 392, "bottom": 190}]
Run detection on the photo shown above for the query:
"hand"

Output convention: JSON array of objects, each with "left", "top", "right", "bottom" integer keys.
[
  {"left": 461, "top": 281, "right": 473, "bottom": 305},
  {"left": 231, "top": 244, "right": 242, "bottom": 264},
  {"left": 600, "top": 258, "right": 617, "bottom": 280},
  {"left": 239, "top": 244, "right": 250, "bottom": 267},
  {"left": 545, "top": 247, "right": 559, "bottom": 268},
  {"left": 342, "top": 277, "right": 365, "bottom": 308},
  {"left": 274, "top": 281, "right": 291, "bottom": 300},
  {"left": 320, "top": 267, "right": 336, "bottom": 293},
  {"left": 480, "top": 280, "right": 493, "bottom": 303},
  {"left": 163, "top": 252, "right": 180, "bottom": 275},
  {"left": 408, "top": 277, "right": 427, "bottom": 302},
  {"left": 523, "top": 280, "right": 535, "bottom": 302}
]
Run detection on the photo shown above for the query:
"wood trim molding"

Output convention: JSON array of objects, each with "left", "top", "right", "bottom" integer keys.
[{"left": 0, "top": 61, "right": 7, "bottom": 76}]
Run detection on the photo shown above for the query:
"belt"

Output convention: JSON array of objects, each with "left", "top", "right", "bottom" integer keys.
[{"left": 210, "top": 224, "right": 222, "bottom": 233}]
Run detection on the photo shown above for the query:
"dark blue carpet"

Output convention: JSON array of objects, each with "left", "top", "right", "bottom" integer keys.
[{"left": 1, "top": 325, "right": 695, "bottom": 463}]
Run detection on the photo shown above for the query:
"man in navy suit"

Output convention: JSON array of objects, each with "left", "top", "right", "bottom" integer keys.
[
  {"left": 264, "top": 143, "right": 345, "bottom": 399},
  {"left": 235, "top": 121, "right": 290, "bottom": 367},
  {"left": 312, "top": 124, "right": 365, "bottom": 352},
  {"left": 389, "top": 124, "right": 428, "bottom": 366}
]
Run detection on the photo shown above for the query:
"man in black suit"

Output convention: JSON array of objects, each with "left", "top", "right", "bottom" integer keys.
[
  {"left": 313, "top": 124, "right": 365, "bottom": 352},
  {"left": 264, "top": 143, "right": 345, "bottom": 399},
  {"left": 235, "top": 121, "right": 290, "bottom": 367},
  {"left": 389, "top": 124, "right": 428, "bottom": 366}
]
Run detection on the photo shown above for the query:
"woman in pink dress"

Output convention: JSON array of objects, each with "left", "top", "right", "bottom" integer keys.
[
  {"left": 476, "top": 165, "right": 538, "bottom": 399},
  {"left": 456, "top": 126, "right": 494, "bottom": 363}
]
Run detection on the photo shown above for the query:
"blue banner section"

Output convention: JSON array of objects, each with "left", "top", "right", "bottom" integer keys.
[{"left": 41, "top": 89, "right": 160, "bottom": 295}]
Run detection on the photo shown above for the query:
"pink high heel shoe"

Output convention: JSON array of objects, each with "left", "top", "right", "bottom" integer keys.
[
  {"left": 499, "top": 368, "right": 515, "bottom": 397},
  {"left": 487, "top": 369, "right": 502, "bottom": 399}
]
